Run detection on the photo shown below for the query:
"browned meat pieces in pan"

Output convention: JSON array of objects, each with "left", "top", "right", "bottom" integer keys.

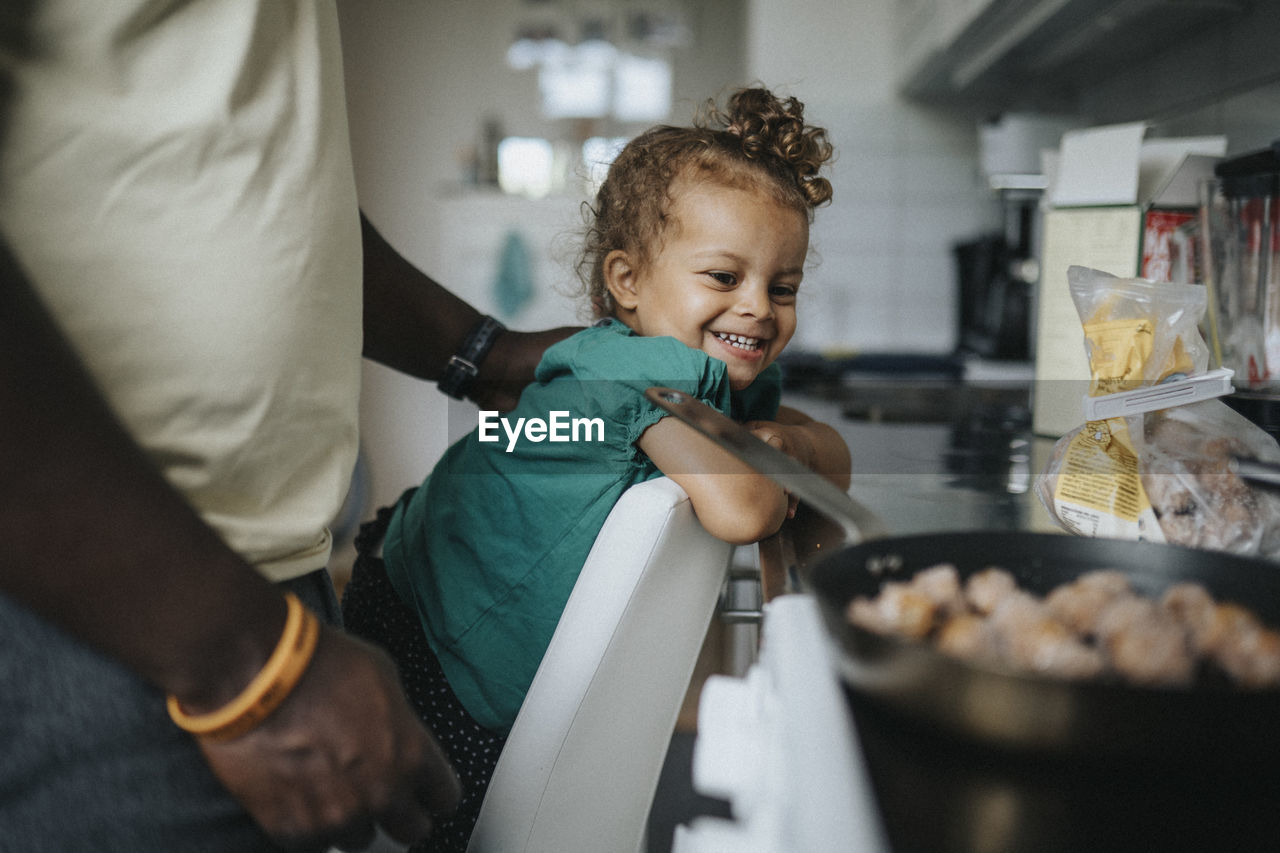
[{"left": 847, "top": 565, "right": 1280, "bottom": 689}]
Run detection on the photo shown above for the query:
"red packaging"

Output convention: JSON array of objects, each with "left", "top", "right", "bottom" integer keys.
[{"left": 1142, "top": 209, "right": 1196, "bottom": 282}]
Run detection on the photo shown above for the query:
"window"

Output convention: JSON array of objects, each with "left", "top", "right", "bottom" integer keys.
[{"left": 498, "top": 137, "right": 556, "bottom": 198}]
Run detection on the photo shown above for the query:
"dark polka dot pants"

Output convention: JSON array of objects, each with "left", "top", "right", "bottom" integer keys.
[{"left": 341, "top": 501, "right": 507, "bottom": 853}]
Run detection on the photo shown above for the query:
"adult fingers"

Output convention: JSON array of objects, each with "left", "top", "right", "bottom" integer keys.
[
  {"left": 374, "top": 789, "right": 436, "bottom": 849},
  {"left": 416, "top": 737, "right": 463, "bottom": 817},
  {"left": 330, "top": 818, "right": 378, "bottom": 853},
  {"left": 377, "top": 744, "right": 461, "bottom": 845}
]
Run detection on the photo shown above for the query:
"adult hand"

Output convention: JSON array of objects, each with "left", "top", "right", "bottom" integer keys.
[{"left": 197, "top": 627, "right": 461, "bottom": 852}]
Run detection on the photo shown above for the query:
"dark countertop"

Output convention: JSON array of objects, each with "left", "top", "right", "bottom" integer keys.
[{"left": 782, "top": 380, "right": 1062, "bottom": 537}]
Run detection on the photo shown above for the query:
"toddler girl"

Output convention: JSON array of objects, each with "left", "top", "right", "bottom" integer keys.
[{"left": 342, "top": 86, "right": 849, "bottom": 851}]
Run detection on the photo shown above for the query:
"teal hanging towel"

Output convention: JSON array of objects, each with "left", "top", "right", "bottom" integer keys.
[{"left": 493, "top": 229, "right": 534, "bottom": 319}]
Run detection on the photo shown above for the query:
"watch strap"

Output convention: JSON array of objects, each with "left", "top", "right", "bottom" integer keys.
[{"left": 439, "top": 315, "right": 506, "bottom": 400}]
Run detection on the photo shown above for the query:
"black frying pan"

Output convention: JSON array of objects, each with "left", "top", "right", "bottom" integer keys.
[{"left": 646, "top": 387, "right": 1280, "bottom": 765}]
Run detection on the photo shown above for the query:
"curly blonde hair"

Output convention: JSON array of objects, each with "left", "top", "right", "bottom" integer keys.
[{"left": 576, "top": 86, "right": 835, "bottom": 317}]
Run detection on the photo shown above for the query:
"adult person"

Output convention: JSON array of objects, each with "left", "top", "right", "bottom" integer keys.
[{"left": 0, "top": 2, "right": 571, "bottom": 850}]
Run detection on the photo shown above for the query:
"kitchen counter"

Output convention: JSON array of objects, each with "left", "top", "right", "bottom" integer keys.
[
  {"left": 677, "top": 379, "right": 1280, "bottom": 853},
  {"left": 782, "top": 377, "right": 1061, "bottom": 540}
]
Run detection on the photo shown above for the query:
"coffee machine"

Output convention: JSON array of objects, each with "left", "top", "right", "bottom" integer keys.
[
  {"left": 960, "top": 113, "right": 1075, "bottom": 364},
  {"left": 954, "top": 183, "right": 1040, "bottom": 362}
]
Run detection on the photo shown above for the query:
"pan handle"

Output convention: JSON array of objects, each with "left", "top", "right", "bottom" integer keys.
[{"left": 645, "top": 387, "right": 888, "bottom": 543}]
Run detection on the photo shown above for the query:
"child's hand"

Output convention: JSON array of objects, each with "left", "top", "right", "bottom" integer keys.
[
  {"left": 747, "top": 410, "right": 852, "bottom": 498},
  {"left": 745, "top": 420, "right": 813, "bottom": 518},
  {"left": 746, "top": 420, "right": 818, "bottom": 470}
]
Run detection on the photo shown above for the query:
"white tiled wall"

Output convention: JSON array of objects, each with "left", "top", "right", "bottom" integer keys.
[
  {"left": 344, "top": 0, "right": 1002, "bottom": 362},
  {"left": 338, "top": 0, "right": 999, "bottom": 516},
  {"left": 416, "top": 193, "right": 586, "bottom": 332},
  {"left": 745, "top": 0, "right": 1000, "bottom": 355}
]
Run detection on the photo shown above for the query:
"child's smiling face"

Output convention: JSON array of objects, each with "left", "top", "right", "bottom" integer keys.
[{"left": 605, "top": 180, "right": 808, "bottom": 391}]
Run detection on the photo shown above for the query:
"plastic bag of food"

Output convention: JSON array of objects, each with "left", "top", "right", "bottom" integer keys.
[
  {"left": 1068, "top": 265, "right": 1208, "bottom": 394},
  {"left": 1035, "top": 266, "right": 1280, "bottom": 556}
]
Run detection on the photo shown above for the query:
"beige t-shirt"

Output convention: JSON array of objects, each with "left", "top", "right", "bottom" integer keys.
[{"left": 0, "top": 1, "right": 362, "bottom": 581}]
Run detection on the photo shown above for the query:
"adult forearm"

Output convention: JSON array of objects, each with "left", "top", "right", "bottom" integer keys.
[
  {"left": 359, "top": 212, "right": 577, "bottom": 410},
  {"left": 359, "top": 211, "right": 481, "bottom": 380},
  {"left": 0, "top": 250, "right": 462, "bottom": 846},
  {"left": 0, "top": 244, "right": 283, "bottom": 713}
]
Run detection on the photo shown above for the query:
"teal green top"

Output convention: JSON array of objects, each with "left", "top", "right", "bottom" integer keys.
[{"left": 382, "top": 319, "right": 781, "bottom": 732}]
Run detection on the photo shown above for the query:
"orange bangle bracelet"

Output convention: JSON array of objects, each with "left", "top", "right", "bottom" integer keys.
[{"left": 166, "top": 592, "right": 320, "bottom": 742}]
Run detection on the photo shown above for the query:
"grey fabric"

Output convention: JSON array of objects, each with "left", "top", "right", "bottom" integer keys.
[
  {"left": 0, "top": 569, "right": 339, "bottom": 851},
  {"left": 281, "top": 566, "right": 344, "bottom": 627}
]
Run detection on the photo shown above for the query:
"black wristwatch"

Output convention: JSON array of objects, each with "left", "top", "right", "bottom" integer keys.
[{"left": 439, "top": 315, "right": 506, "bottom": 401}]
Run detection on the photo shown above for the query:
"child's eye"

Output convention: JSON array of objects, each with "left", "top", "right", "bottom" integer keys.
[
  {"left": 707, "top": 271, "right": 736, "bottom": 286},
  {"left": 770, "top": 284, "right": 798, "bottom": 300}
]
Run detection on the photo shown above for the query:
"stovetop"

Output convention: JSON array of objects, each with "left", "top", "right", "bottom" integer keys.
[
  {"left": 674, "top": 390, "right": 1280, "bottom": 852},
  {"left": 677, "top": 596, "right": 1280, "bottom": 853},
  {"left": 673, "top": 595, "right": 888, "bottom": 853}
]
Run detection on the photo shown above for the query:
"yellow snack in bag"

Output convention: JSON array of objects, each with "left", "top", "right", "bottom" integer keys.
[
  {"left": 1082, "top": 317, "right": 1153, "bottom": 394},
  {"left": 1082, "top": 302, "right": 1194, "bottom": 395}
]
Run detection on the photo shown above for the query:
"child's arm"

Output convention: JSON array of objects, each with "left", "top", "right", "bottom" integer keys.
[
  {"left": 748, "top": 407, "right": 851, "bottom": 600},
  {"left": 637, "top": 406, "right": 851, "bottom": 545},
  {"left": 638, "top": 417, "right": 790, "bottom": 545},
  {"left": 745, "top": 405, "right": 852, "bottom": 491}
]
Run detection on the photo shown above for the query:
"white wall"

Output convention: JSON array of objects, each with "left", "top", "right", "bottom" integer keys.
[
  {"left": 334, "top": 0, "right": 752, "bottom": 523},
  {"left": 332, "top": 0, "right": 999, "bottom": 542},
  {"left": 745, "top": 0, "right": 998, "bottom": 356}
]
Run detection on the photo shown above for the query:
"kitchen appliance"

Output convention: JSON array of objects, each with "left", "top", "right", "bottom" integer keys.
[
  {"left": 1203, "top": 141, "right": 1280, "bottom": 384},
  {"left": 1202, "top": 141, "right": 1280, "bottom": 440},
  {"left": 651, "top": 387, "right": 1280, "bottom": 852},
  {"left": 673, "top": 594, "right": 889, "bottom": 853},
  {"left": 953, "top": 189, "right": 1039, "bottom": 362}
]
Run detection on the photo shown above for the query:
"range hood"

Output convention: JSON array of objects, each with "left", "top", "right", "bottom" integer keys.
[{"left": 897, "top": 0, "right": 1251, "bottom": 114}]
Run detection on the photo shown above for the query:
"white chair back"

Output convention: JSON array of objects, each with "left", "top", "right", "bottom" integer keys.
[{"left": 467, "top": 477, "right": 733, "bottom": 853}]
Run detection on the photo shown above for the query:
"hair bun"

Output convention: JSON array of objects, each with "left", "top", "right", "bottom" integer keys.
[{"left": 712, "top": 87, "right": 834, "bottom": 208}]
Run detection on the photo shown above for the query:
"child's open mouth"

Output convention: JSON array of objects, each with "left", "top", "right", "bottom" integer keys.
[{"left": 713, "top": 331, "right": 763, "bottom": 352}]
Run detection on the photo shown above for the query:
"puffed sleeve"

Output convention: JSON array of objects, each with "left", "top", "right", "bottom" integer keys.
[{"left": 535, "top": 323, "right": 733, "bottom": 462}]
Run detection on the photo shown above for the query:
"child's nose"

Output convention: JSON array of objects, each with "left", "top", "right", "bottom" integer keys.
[{"left": 734, "top": 283, "right": 773, "bottom": 318}]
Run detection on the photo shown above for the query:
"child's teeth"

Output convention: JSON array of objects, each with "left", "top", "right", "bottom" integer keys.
[{"left": 717, "top": 332, "right": 760, "bottom": 350}]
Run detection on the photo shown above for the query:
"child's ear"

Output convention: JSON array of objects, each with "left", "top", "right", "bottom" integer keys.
[{"left": 603, "top": 250, "right": 639, "bottom": 311}]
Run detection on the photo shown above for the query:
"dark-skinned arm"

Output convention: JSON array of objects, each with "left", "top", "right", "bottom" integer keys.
[
  {"left": 360, "top": 212, "right": 578, "bottom": 411},
  {"left": 0, "top": 243, "right": 459, "bottom": 850}
]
